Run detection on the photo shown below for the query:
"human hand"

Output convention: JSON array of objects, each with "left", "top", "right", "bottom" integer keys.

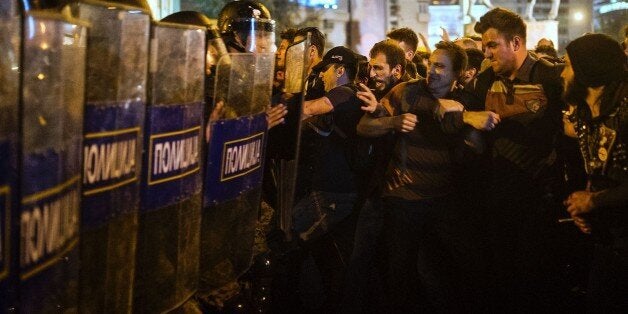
[
  {"left": 440, "top": 27, "right": 450, "bottom": 42},
  {"left": 206, "top": 100, "right": 225, "bottom": 142},
  {"left": 356, "top": 83, "right": 378, "bottom": 113},
  {"left": 572, "top": 216, "right": 592, "bottom": 234},
  {"left": 564, "top": 190, "right": 596, "bottom": 217},
  {"left": 266, "top": 104, "right": 288, "bottom": 130},
  {"left": 436, "top": 99, "right": 464, "bottom": 120},
  {"left": 463, "top": 111, "right": 500, "bottom": 131},
  {"left": 393, "top": 113, "right": 418, "bottom": 133},
  {"left": 210, "top": 100, "right": 225, "bottom": 122}
]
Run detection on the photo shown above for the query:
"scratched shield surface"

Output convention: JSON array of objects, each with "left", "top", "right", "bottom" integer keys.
[
  {"left": 199, "top": 53, "right": 274, "bottom": 297},
  {"left": 70, "top": 2, "right": 150, "bottom": 312},
  {"left": 133, "top": 20, "right": 205, "bottom": 313},
  {"left": 18, "top": 11, "right": 87, "bottom": 312},
  {"left": 0, "top": 1, "right": 20, "bottom": 309}
]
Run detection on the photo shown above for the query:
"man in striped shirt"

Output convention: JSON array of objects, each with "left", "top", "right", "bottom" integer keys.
[{"left": 358, "top": 41, "right": 493, "bottom": 312}]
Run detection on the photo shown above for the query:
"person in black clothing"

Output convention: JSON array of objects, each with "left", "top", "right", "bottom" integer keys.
[
  {"left": 291, "top": 46, "right": 368, "bottom": 311},
  {"left": 358, "top": 41, "right": 488, "bottom": 313},
  {"left": 562, "top": 33, "right": 628, "bottom": 312},
  {"left": 293, "top": 27, "right": 327, "bottom": 201},
  {"left": 442, "top": 7, "right": 572, "bottom": 311}
]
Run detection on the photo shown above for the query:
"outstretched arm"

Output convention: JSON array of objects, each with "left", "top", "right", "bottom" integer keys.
[
  {"left": 441, "top": 110, "right": 501, "bottom": 132},
  {"left": 266, "top": 104, "right": 288, "bottom": 129},
  {"left": 357, "top": 112, "right": 417, "bottom": 138},
  {"left": 302, "top": 96, "right": 333, "bottom": 118}
]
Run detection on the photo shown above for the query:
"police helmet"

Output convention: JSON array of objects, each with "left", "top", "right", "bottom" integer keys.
[{"left": 217, "top": 0, "right": 275, "bottom": 53}]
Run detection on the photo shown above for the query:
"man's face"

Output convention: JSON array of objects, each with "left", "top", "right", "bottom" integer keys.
[
  {"left": 276, "top": 39, "right": 291, "bottom": 68},
  {"left": 482, "top": 28, "right": 517, "bottom": 77},
  {"left": 461, "top": 67, "right": 476, "bottom": 85},
  {"left": 294, "top": 35, "right": 319, "bottom": 66},
  {"left": 426, "top": 49, "right": 457, "bottom": 96},
  {"left": 320, "top": 63, "right": 340, "bottom": 92},
  {"left": 369, "top": 52, "right": 397, "bottom": 92},
  {"left": 244, "top": 30, "right": 275, "bottom": 53}
]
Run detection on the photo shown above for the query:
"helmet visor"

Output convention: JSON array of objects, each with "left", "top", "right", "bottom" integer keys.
[{"left": 231, "top": 18, "right": 276, "bottom": 53}]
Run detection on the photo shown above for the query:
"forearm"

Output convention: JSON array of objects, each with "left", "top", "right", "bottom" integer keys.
[
  {"left": 303, "top": 97, "right": 333, "bottom": 116},
  {"left": 357, "top": 114, "right": 395, "bottom": 137}
]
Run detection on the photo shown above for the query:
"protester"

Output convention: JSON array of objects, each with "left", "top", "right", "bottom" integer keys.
[
  {"left": 357, "top": 41, "right": 488, "bottom": 313},
  {"left": 562, "top": 33, "right": 628, "bottom": 312}
]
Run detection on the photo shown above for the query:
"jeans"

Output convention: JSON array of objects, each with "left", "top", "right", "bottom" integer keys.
[
  {"left": 292, "top": 190, "right": 357, "bottom": 243},
  {"left": 384, "top": 195, "right": 489, "bottom": 313},
  {"left": 291, "top": 190, "right": 358, "bottom": 311},
  {"left": 341, "top": 197, "right": 387, "bottom": 313}
]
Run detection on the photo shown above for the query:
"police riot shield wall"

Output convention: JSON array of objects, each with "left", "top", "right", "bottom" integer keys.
[
  {"left": 0, "top": 1, "right": 20, "bottom": 309},
  {"left": 67, "top": 1, "right": 150, "bottom": 312},
  {"left": 199, "top": 53, "right": 274, "bottom": 303},
  {"left": 267, "top": 37, "right": 310, "bottom": 239},
  {"left": 133, "top": 21, "right": 205, "bottom": 312},
  {"left": 18, "top": 9, "right": 87, "bottom": 312}
]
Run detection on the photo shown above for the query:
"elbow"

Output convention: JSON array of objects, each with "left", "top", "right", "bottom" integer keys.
[
  {"left": 356, "top": 115, "right": 371, "bottom": 137},
  {"left": 356, "top": 124, "right": 369, "bottom": 137}
]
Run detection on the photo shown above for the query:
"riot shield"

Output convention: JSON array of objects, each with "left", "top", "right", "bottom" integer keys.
[
  {"left": 199, "top": 53, "right": 274, "bottom": 304},
  {"left": 268, "top": 37, "right": 310, "bottom": 239},
  {"left": 205, "top": 26, "right": 230, "bottom": 109},
  {"left": 0, "top": 1, "right": 20, "bottom": 310},
  {"left": 18, "top": 10, "right": 87, "bottom": 312},
  {"left": 68, "top": 1, "right": 150, "bottom": 312},
  {"left": 159, "top": 11, "right": 229, "bottom": 109},
  {"left": 133, "top": 21, "right": 205, "bottom": 313}
]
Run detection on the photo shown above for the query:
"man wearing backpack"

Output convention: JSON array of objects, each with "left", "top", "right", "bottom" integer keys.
[{"left": 442, "top": 7, "right": 574, "bottom": 311}]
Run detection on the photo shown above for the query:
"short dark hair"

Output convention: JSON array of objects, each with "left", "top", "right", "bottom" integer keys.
[
  {"left": 434, "top": 41, "right": 468, "bottom": 74},
  {"left": 280, "top": 28, "right": 297, "bottom": 41},
  {"left": 415, "top": 51, "right": 430, "bottom": 61},
  {"left": 474, "top": 8, "right": 526, "bottom": 43},
  {"left": 534, "top": 45, "right": 558, "bottom": 58},
  {"left": 369, "top": 39, "right": 407, "bottom": 73},
  {"left": 465, "top": 48, "right": 484, "bottom": 71},
  {"left": 387, "top": 27, "right": 419, "bottom": 53},
  {"left": 295, "top": 27, "right": 325, "bottom": 58},
  {"left": 331, "top": 63, "right": 357, "bottom": 82}
]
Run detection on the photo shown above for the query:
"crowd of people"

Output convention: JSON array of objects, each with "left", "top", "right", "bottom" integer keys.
[
  {"left": 259, "top": 7, "right": 628, "bottom": 313},
  {"left": 211, "top": 3, "right": 627, "bottom": 312}
]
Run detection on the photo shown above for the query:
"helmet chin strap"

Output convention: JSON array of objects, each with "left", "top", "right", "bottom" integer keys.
[
  {"left": 222, "top": 32, "right": 247, "bottom": 53},
  {"left": 227, "top": 40, "right": 246, "bottom": 53}
]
